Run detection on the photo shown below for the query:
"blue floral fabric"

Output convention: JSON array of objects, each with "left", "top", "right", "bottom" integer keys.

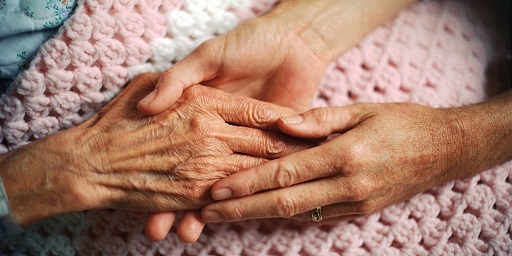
[{"left": 0, "top": 0, "right": 77, "bottom": 92}]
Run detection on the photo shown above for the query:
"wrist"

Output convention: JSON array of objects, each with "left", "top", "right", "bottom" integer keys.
[
  {"left": 0, "top": 174, "right": 24, "bottom": 235},
  {"left": 265, "top": 0, "right": 339, "bottom": 63},
  {"left": 465, "top": 91, "right": 512, "bottom": 164},
  {"left": 0, "top": 128, "right": 97, "bottom": 226},
  {"left": 269, "top": 0, "right": 414, "bottom": 63},
  {"left": 445, "top": 91, "right": 512, "bottom": 180}
]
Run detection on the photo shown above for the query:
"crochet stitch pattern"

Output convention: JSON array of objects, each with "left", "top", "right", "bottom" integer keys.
[{"left": 1, "top": 0, "right": 511, "bottom": 255}]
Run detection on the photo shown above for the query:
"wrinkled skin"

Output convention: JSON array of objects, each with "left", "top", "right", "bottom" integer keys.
[
  {"left": 0, "top": 73, "right": 312, "bottom": 228},
  {"left": 74, "top": 73, "right": 312, "bottom": 211}
]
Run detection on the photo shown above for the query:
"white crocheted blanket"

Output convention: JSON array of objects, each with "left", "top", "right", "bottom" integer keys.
[{"left": 0, "top": 0, "right": 510, "bottom": 255}]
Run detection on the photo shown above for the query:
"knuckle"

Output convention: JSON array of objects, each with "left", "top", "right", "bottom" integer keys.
[
  {"left": 249, "top": 103, "right": 278, "bottom": 126},
  {"left": 274, "top": 160, "right": 297, "bottom": 188},
  {"left": 342, "top": 144, "right": 366, "bottom": 173},
  {"left": 242, "top": 175, "right": 257, "bottom": 196},
  {"left": 346, "top": 180, "right": 372, "bottom": 201},
  {"left": 264, "top": 136, "right": 285, "bottom": 156},
  {"left": 188, "top": 118, "right": 202, "bottom": 134},
  {"left": 312, "top": 107, "right": 332, "bottom": 124},
  {"left": 182, "top": 84, "right": 202, "bottom": 98},
  {"left": 275, "top": 195, "right": 299, "bottom": 218},
  {"left": 230, "top": 203, "right": 247, "bottom": 221},
  {"left": 181, "top": 85, "right": 210, "bottom": 104}
]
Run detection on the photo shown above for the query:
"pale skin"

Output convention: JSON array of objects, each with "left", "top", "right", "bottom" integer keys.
[
  {"left": 0, "top": 73, "right": 312, "bottom": 228},
  {"left": 139, "top": 0, "right": 415, "bottom": 242}
]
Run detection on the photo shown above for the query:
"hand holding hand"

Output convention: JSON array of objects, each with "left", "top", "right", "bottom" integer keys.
[
  {"left": 201, "top": 101, "right": 509, "bottom": 222},
  {"left": 139, "top": 13, "right": 330, "bottom": 241},
  {"left": 139, "top": 0, "right": 422, "bottom": 241}
]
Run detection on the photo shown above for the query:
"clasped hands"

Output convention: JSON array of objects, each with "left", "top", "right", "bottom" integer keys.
[
  {"left": 139, "top": 76, "right": 480, "bottom": 243},
  {"left": 133, "top": 1, "right": 492, "bottom": 242},
  {"left": 2, "top": 0, "right": 509, "bottom": 246},
  {"left": 132, "top": 0, "right": 511, "bottom": 244}
]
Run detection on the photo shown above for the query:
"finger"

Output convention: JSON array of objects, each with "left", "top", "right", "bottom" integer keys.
[
  {"left": 277, "top": 105, "right": 371, "bottom": 139},
  {"left": 215, "top": 154, "right": 269, "bottom": 173},
  {"left": 210, "top": 140, "right": 342, "bottom": 200},
  {"left": 95, "top": 135, "right": 269, "bottom": 177},
  {"left": 219, "top": 125, "right": 313, "bottom": 159},
  {"left": 211, "top": 89, "right": 297, "bottom": 131},
  {"left": 203, "top": 177, "right": 361, "bottom": 222},
  {"left": 144, "top": 212, "right": 177, "bottom": 241},
  {"left": 168, "top": 154, "right": 269, "bottom": 183},
  {"left": 138, "top": 41, "right": 222, "bottom": 115},
  {"left": 177, "top": 210, "right": 206, "bottom": 243}
]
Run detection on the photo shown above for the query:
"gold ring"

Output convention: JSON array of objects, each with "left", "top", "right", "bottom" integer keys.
[{"left": 311, "top": 207, "right": 322, "bottom": 222}]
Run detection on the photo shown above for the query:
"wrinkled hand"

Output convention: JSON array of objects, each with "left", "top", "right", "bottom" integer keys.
[
  {"left": 69, "top": 73, "right": 310, "bottom": 232},
  {"left": 201, "top": 103, "right": 481, "bottom": 222},
  {"left": 137, "top": 15, "right": 328, "bottom": 114}
]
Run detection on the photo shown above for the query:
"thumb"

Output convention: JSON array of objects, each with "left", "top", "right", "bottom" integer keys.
[
  {"left": 137, "top": 44, "right": 221, "bottom": 115},
  {"left": 277, "top": 105, "right": 367, "bottom": 139}
]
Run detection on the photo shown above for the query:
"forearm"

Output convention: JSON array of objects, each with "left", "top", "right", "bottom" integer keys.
[{"left": 268, "top": 0, "right": 415, "bottom": 63}]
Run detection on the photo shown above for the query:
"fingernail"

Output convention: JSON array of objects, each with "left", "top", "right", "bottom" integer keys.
[
  {"left": 212, "top": 188, "right": 232, "bottom": 200},
  {"left": 280, "top": 115, "right": 304, "bottom": 124},
  {"left": 139, "top": 89, "right": 157, "bottom": 106},
  {"left": 203, "top": 210, "right": 224, "bottom": 222}
]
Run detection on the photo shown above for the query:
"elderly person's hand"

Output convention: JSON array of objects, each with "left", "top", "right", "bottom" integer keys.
[
  {"left": 201, "top": 91, "right": 512, "bottom": 222},
  {"left": 0, "top": 73, "right": 312, "bottom": 232}
]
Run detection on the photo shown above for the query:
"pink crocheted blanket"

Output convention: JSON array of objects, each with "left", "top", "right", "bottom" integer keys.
[{"left": 1, "top": 0, "right": 510, "bottom": 255}]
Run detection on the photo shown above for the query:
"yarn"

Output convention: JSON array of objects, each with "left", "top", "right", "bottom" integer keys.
[{"left": 1, "top": 0, "right": 511, "bottom": 255}]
